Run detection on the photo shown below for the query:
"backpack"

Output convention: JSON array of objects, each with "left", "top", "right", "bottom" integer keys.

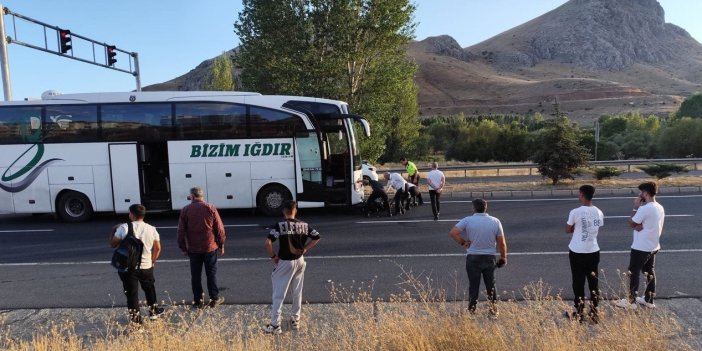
[{"left": 111, "top": 222, "right": 144, "bottom": 273}]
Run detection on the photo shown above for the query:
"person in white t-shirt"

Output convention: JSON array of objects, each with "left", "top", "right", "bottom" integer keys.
[
  {"left": 616, "top": 182, "right": 665, "bottom": 309},
  {"left": 384, "top": 172, "right": 419, "bottom": 215},
  {"left": 426, "top": 161, "right": 445, "bottom": 220},
  {"left": 110, "top": 204, "right": 163, "bottom": 324},
  {"left": 565, "top": 185, "right": 604, "bottom": 322}
]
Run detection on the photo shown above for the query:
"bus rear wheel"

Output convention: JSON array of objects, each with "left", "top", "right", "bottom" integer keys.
[
  {"left": 257, "top": 185, "right": 291, "bottom": 216},
  {"left": 57, "top": 191, "right": 94, "bottom": 222}
]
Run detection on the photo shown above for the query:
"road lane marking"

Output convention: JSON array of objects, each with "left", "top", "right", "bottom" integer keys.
[
  {"left": 444, "top": 194, "right": 702, "bottom": 203},
  {"left": 2, "top": 249, "right": 701, "bottom": 266},
  {"left": 357, "top": 214, "right": 693, "bottom": 224}
]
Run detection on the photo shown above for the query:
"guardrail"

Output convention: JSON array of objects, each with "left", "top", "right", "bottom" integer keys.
[{"left": 381, "top": 158, "right": 702, "bottom": 177}]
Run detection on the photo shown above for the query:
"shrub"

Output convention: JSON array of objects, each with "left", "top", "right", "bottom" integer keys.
[
  {"left": 638, "top": 163, "right": 689, "bottom": 179},
  {"left": 592, "top": 166, "right": 624, "bottom": 180}
]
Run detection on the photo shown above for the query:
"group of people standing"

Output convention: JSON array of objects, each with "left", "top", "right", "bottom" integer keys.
[
  {"left": 110, "top": 187, "right": 319, "bottom": 333},
  {"left": 447, "top": 181, "right": 665, "bottom": 322},
  {"left": 109, "top": 177, "right": 666, "bottom": 331}
]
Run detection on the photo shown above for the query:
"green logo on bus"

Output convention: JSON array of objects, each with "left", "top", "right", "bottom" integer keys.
[
  {"left": 190, "top": 142, "right": 292, "bottom": 158},
  {"left": 0, "top": 143, "right": 63, "bottom": 193}
]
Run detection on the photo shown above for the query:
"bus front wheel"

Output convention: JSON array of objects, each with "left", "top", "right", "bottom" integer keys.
[
  {"left": 57, "top": 191, "right": 94, "bottom": 222},
  {"left": 257, "top": 185, "right": 291, "bottom": 216}
]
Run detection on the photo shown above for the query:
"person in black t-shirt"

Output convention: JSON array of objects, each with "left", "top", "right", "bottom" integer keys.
[
  {"left": 359, "top": 178, "right": 392, "bottom": 217},
  {"left": 263, "top": 200, "right": 320, "bottom": 334}
]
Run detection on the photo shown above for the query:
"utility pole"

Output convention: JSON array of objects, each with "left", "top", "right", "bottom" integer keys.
[{"left": 0, "top": 5, "right": 12, "bottom": 101}]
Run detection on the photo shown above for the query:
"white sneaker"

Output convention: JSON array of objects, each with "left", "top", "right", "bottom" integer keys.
[
  {"left": 289, "top": 319, "right": 300, "bottom": 330},
  {"left": 263, "top": 324, "right": 282, "bottom": 335},
  {"left": 635, "top": 296, "right": 656, "bottom": 308},
  {"left": 614, "top": 298, "right": 638, "bottom": 310}
]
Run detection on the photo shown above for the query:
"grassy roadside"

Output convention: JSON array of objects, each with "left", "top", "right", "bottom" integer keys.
[{"left": 1, "top": 280, "right": 695, "bottom": 351}]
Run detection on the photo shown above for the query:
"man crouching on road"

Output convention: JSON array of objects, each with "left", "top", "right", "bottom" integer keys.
[
  {"left": 264, "top": 200, "right": 320, "bottom": 334},
  {"left": 449, "top": 198, "right": 507, "bottom": 316}
]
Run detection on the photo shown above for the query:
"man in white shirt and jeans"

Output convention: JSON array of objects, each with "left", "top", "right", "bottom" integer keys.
[
  {"left": 565, "top": 185, "right": 604, "bottom": 322},
  {"left": 426, "top": 161, "right": 445, "bottom": 220},
  {"left": 616, "top": 181, "right": 665, "bottom": 309}
]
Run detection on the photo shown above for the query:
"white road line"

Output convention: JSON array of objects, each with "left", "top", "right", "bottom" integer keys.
[
  {"left": 0, "top": 229, "right": 54, "bottom": 233},
  {"left": 2, "top": 249, "right": 701, "bottom": 267},
  {"left": 444, "top": 194, "right": 702, "bottom": 203},
  {"left": 357, "top": 214, "right": 693, "bottom": 224}
]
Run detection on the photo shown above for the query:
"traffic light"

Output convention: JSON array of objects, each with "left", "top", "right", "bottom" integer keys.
[
  {"left": 106, "top": 45, "right": 117, "bottom": 66},
  {"left": 59, "top": 29, "right": 72, "bottom": 54}
]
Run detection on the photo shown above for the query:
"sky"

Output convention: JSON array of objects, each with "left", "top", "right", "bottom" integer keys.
[{"left": 0, "top": 0, "right": 700, "bottom": 100}]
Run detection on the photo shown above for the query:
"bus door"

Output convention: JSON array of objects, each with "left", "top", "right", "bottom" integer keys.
[
  {"left": 108, "top": 143, "right": 141, "bottom": 213},
  {"left": 138, "top": 142, "right": 172, "bottom": 211},
  {"left": 320, "top": 119, "right": 352, "bottom": 205}
]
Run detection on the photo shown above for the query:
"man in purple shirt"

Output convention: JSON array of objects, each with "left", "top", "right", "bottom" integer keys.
[{"left": 177, "top": 186, "right": 226, "bottom": 308}]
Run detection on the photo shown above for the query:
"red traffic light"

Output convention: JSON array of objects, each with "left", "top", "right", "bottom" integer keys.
[
  {"left": 106, "top": 45, "right": 117, "bottom": 66},
  {"left": 59, "top": 29, "right": 72, "bottom": 54}
]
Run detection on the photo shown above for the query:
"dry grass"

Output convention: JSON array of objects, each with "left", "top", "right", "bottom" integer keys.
[{"left": 1, "top": 270, "right": 695, "bottom": 351}]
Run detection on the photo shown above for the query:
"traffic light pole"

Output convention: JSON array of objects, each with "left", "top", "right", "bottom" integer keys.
[
  {"left": 0, "top": 5, "right": 141, "bottom": 98},
  {"left": 0, "top": 5, "right": 12, "bottom": 101}
]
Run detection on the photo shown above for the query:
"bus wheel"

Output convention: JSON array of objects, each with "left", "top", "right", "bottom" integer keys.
[
  {"left": 257, "top": 185, "right": 291, "bottom": 216},
  {"left": 57, "top": 191, "right": 94, "bottom": 222}
]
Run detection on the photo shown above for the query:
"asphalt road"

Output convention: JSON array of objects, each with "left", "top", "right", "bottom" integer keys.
[{"left": 0, "top": 193, "right": 700, "bottom": 309}]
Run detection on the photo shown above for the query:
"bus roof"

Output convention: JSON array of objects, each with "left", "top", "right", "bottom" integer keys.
[{"left": 0, "top": 91, "right": 349, "bottom": 110}]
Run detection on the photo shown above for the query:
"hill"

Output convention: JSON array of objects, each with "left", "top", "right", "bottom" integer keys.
[{"left": 146, "top": 0, "right": 702, "bottom": 123}]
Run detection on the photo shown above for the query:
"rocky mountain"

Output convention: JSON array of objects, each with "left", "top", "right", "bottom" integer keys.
[{"left": 146, "top": 0, "right": 702, "bottom": 123}]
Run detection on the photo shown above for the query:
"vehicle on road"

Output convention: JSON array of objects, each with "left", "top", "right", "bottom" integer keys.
[
  {"left": 0, "top": 91, "right": 370, "bottom": 221},
  {"left": 361, "top": 160, "right": 379, "bottom": 181}
]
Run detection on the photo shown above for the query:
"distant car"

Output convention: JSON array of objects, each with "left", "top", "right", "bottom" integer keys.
[{"left": 361, "top": 161, "right": 379, "bottom": 181}]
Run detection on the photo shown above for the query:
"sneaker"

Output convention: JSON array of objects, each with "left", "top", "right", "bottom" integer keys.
[
  {"left": 635, "top": 296, "right": 656, "bottom": 308},
  {"left": 614, "top": 298, "right": 638, "bottom": 310},
  {"left": 208, "top": 296, "right": 225, "bottom": 308},
  {"left": 263, "top": 324, "right": 282, "bottom": 335},
  {"left": 289, "top": 319, "right": 300, "bottom": 330},
  {"left": 192, "top": 301, "right": 205, "bottom": 309},
  {"left": 149, "top": 307, "right": 165, "bottom": 320}
]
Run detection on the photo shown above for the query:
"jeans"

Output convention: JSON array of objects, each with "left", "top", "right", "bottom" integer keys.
[
  {"left": 189, "top": 250, "right": 219, "bottom": 302},
  {"left": 465, "top": 255, "right": 497, "bottom": 310},
  {"left": 118, "top": 268, "right": 157, "bottom": 320},
  {"left": 271, "top": 257, "right": 306, "bottom": 326},
  {"left": 428, "top": 190, "right": 441, "bottom": 217},
  {"left": 628, "top": 249, "right": 657, "bottom": 303},
  {"left": 393, "top": 189, "right": 407, "bottom": 214},
  {"left": 569, "top": 250, "right": 600, "bottom": 315}
]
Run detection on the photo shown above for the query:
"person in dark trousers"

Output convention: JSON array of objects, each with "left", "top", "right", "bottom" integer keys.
[
  {"left": 426, "top": 161, "right": 445, "bottom": 220},
  {"left": 449, "top": 199, "right": 507, "bottom": 316},
  {"left": 565, "top": 185, "right": 604, "bottom": 322},
  {"left": 359, "top": 178, "right": 392, "bottom": 217},
  {"left": 264, "top": 201, "right": 320, "bottom": 334},
  {"left": 110, "top": 204, "right": 163, "bottom": 324},
  {"left": 400, "top": 157, "right": 422, "bottom": 206},
  {"left": 616, "top": 182, "right": 665, "bottom": 310},
  {"left": 177, "top": 186, "right": 226, "bottom": 308}
]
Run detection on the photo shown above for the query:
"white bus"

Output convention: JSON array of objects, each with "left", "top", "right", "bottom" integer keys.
[{"left": 0, "top": 91, "right": 370, "bottom": 221}]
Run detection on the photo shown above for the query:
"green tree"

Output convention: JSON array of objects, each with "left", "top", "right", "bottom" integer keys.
[
  {"left": 675, "top": 92, "right": 702, "bottom": 118},
  {"left": 656, "top": 117, "right": 702, "bottom": 157},
  {"left": 234, "top": 0, "right": 418, "bottom": 162},
  {"left": 531, "top": 117, "right": 590, "bottom": 184},
  {"left": 206, "top": 52, "right": 235, "bottom": 91},
  {"left": 639, "top": 163, "right": 689, "bottom": 180}
]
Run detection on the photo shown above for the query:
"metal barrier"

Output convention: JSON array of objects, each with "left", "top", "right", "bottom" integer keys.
[{"left": 381, "top": 158, "right": 702, "bottom": 177}]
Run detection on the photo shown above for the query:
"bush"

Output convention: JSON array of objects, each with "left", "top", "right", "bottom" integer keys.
[
  {"left": 638, "top": 163, "right": 689, "bottom": 180},
  {"left": 592, "top": 166, "right": 624, "bottom": 180}
]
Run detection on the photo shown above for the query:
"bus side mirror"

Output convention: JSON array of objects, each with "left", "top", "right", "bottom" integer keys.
[{"left": 359, "top": 118, "right": 370, "bottom": 137}]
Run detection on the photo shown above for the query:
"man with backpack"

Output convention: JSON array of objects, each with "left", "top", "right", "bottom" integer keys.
[{"left": 110, "top": 204, "right": 163, "bottom": 324}]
